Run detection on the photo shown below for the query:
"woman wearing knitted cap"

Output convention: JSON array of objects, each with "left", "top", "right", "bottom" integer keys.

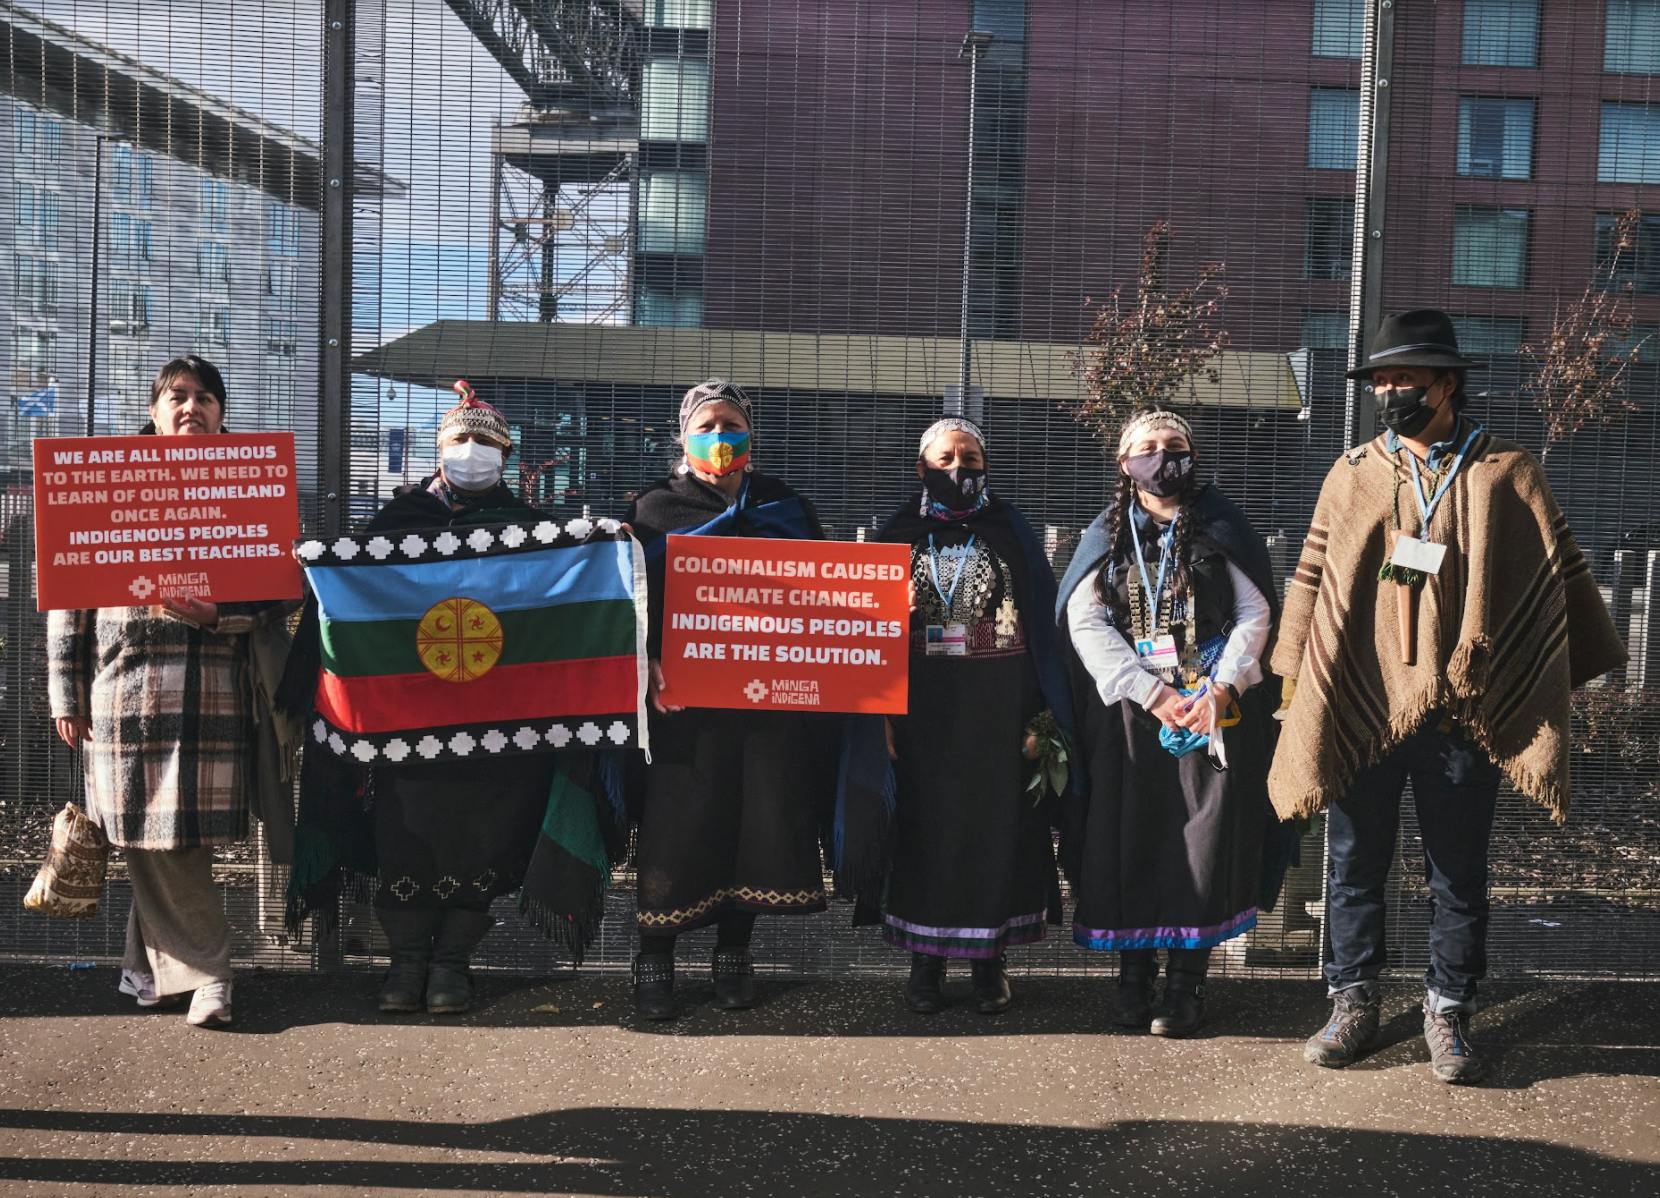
[
  {"left": 284, "top": 381, "right": 557, "bottom": 1015},
  {"left": 1056, "top": 408, "right": 1279, "bottom": 1037},
  {"left": 842, "top": 417, "right": 1074, "bottom": 1014},
  {"left": 623, "top": 378, "right": 834, "bottom": 1020}
]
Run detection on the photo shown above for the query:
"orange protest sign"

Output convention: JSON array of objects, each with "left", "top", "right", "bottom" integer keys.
[
  {"left": 32, "top": 432, "right": 303, "bottom": 611},
  {"left": 661, "top": 535, "right": 911, "bottom": 714}
]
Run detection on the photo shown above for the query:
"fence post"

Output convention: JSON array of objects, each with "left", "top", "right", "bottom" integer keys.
[
  {"left": 1609, "top": 549, "right": 1637, "bottom": 689},
  {"left": 315, "top": 0, "right": 355, "bottom": 970},
  {"left": 1344, "top": 0, "right": 1395, "bottom": 447}
]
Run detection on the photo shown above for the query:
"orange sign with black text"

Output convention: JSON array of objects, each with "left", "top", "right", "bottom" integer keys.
[
  {"left": 661, "top": 535, "right": 911, "bottom": 714},
  {"left": 32, "top": 432, "right": 303, "bottom": 611}
]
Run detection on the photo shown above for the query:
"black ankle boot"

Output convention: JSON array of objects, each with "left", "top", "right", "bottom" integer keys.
[
  {"left": 376, "top": 909, "right": 438, "bottom": 1014},
  {"left": 970, "top": 955, "right": 1012, "bottom": 1015},
  {"left": 1115, "top": 949, "right": 1158, "bottom": 1028},
  {"left": 426, "top": 909, "right": 494, "bottom": 1014},
  {"left": 1150, "top": 948, "right": 1209, "bottom": 1038},
  {"left": 633, "top": 954, "right": 677, "bottom": 1021},
  {"left": 905, "top": 953, "right": 946, "bottom": 1014},
  {"left": 712, "top": 947, "right": 756, "bottom": 1010}
]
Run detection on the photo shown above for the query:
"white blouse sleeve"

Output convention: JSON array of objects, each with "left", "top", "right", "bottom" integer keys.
[
  {"left": 1212, "top": 560, "right": 1272, "bottom": 694},
  {"left": 1065, "top": 568, "right": 1164, "bottom": 711}
]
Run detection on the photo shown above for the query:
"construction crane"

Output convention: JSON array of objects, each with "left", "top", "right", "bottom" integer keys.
[{"left": 443, "top": 0, "right": 645, "bottom": 321}]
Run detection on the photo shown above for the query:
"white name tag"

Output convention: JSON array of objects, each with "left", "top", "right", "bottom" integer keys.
[
  {"left": 1390, "top": 535, "right": 1448, "bottom": 576},
  {"left": 1135, "top": 634, "right": 1181, "bottom": 669},
  {"left": 926, "top": 622, "right": 969, "bottom": 657}
]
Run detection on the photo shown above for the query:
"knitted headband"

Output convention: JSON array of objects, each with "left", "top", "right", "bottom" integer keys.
[
  {"left": 918, "top": 417, "right": 987, "bottom": 458},
  {"left": 1116, "top": 408, "right": 1195, "bottom": 458},
  {"left": 678, "top": 377, "right": 754, "bottom": 437},
  {"left": 438, "top": 379, "right": 511, "bottom": 450}
]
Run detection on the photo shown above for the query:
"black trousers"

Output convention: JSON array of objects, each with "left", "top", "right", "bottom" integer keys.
[{"left": 1323, "top": 719, "right": 1501, "bottom": 1009}]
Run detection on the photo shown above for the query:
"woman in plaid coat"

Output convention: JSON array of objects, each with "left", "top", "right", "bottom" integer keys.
[{"left": 47, "top": 355, "right": 291, "bottom": 1028}]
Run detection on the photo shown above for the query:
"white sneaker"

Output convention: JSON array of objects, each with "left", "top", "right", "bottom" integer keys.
[
  {"left": 118, "top": 968, "right": 163, "bottom": 1008},
  {"left": 186, "top": 979, "right": 233, "bottom": 1027}
]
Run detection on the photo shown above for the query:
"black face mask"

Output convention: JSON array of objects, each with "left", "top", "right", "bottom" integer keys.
[
  {"left": 1122, "top": 449, "right": 1194, "bottom": 498},
  {"left": 1378, "top": 385, "right": 1438, "bottom": 438},
  {"left": 921, "top": 465, "right": 988, "bottom": 511}
]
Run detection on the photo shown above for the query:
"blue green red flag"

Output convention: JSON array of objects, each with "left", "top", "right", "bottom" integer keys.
[{"left": 296, "top": 517, "right": 649, "bottom": 764}]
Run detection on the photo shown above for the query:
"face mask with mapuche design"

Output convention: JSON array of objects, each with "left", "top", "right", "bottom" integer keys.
[{"left": 685, "top": 429, "right": 751, "bottom": 476}]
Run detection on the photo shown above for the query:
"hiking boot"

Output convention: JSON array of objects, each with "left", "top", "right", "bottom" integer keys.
[
  {"left": 970, "top": 955, "right": 1012, "bottom": 1015},
  {"left": 1303, "top": 988, "right": 1380, "bottom": 1068},
  {"left": 186, "top": 980, "right": 233, "bottom": 1028},
  {"left": 633, "top": 954, "right": 677, "bottom": 1021},
  {"left": 426, "top": 909, "right": 493, "bottom": 1015},
  {"left": 1423, "top": 1001, "right": 1487, "bottom": 1085},
  {"left": 905, "top": 953, "right": 946, "bottom": 1014},
  {"left": 1150, "top": 949, "right": 1209, "bottom": 1038},
  {"left": 711, "top": 947, "right": 756, "bottom": 1011},
  {"left": 1114, "top": 949, "right": 1158, "bottom": 1028},
  {"left": 376, "top": 909, "right": 436, "bottom": 1014}
]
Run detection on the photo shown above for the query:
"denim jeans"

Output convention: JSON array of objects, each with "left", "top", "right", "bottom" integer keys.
[{"left": 1323, "top": 718, "right": 1501, "bottom": 1012}]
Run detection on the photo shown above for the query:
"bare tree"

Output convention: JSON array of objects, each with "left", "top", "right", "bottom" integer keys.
[
  {"left": 1067, "top": 220, "right": 1229, "bottom": 444},
  {"left": 1522, "top": 207, "right": 1649, "bottom": 461}
]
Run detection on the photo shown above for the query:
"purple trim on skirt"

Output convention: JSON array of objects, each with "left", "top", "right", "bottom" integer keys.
[
  {"left": 1072, "top": 907, "right": 1257, "bottom": 952},
  {"left": 882, "top": 911, "right": 1048, "bottom": 959}
]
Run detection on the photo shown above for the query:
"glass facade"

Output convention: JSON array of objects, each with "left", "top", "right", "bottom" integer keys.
[
  {"left": 1308, "top": 88, "right": 1360, "bottom": 170},
  {"left": 1462, "top": 0, "right": 1539, "bottom": 68},
  {"left": 1457, "top": 97, "right": 1534, "bottom": 180},
  {"left": 1452, "top": 206, "right": 1530, "bottom": 289}
]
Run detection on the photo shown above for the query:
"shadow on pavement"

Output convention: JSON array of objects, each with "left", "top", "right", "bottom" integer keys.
[{"left": 0, "top": 1106, "right": 1654, "bottom": 1196}]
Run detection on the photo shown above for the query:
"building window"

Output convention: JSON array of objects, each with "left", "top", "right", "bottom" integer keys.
[
  {"left": 13, "top": 189, "right": 35, "bottom": 239},
  {"left": 638, "top": 171, "right": 706, "bottom": 255},
  {"left": 109, "top": 342, "right": 147, "bottom": 401},
  {"left": 264, "top": 261, "right": 298, "bottom": 306},
  {"left": 1607, "top": 0, "right": 1660, "bottom": 73},
  {"left": 114, "top": 214, "right": 153, "bottom": 265},
  {"left": 198, "top": 240, "right": 231, "bottom": 287},
  {"left": 645, "top": 0, "right": 710, "bottom": 28},
  {"left": 1305, "top": 198, "right": 1355, "bottom": 281},
  {"left": 635, "top": 283, "right": 703, "bottom": 327},
  {"left": 1462, "top": 0, "right": 1538, "bottom": 67},
  {"left": 108, "top": 281, "right": 152, "bottom": 333},
  {"left": 1452, "top": 206, "right": 1529, "bottom": 289},
  {"left": 13, "top": 255, "right": 59, "bottom": 315},
  {"left": 12, "top": 109, "right": 62, "bottom": 170},
  {"left": 1457, "top": 97, "right": 1534, "bottom": 179},
  {"left": 1595, "top": 211, "right": 1660, "bottom": 293},
  {"left": 201, "top": 178, "right": 230, "bottom": 232},
  {"left": 13, "top": 108, "right": 34, "bottom": 169},
  {"left": 136, "top": 155, "right": 155, "bottom": 208},
  {"left": 1312, "top": 0, "right": 1363, "bottom": 58},
  {"left": 1308, "top": 88, "right": 1360, "bottom": 170},
  {"left": 1452, "top": 315, "right": 1524, "bottom": 353},
  {"left": 1599, "top": 102, "right": 1660, "bottom": 182},
  {"left": 37, "top": 117, "right": 61, "bottom": 166},
  {"left": 266, "top": 201, "right": 302, "bottom": 255},
  {"left": 111, "top": 144, "right": 134, "bottom": 200},
  {"left": 264, "top": 318, "right": 299, "bottom": 357},
  {"left": 1301, "top": 310, "right": 1351, "bottom": 350},
  {"left": 641, "top": 56, "right": 710, "bottom": 141},
  {"left": 38, "top": 190, "right": 60, "bottom": 249},
  {"left": 198, "top": 307, "right": 231, "bottom": 347},
  {"left": 10, "top": 327, "right": 58, "bottom": 389},
  {"left": 1614, "top": 323, "right": 1660, "bottom": 360}
]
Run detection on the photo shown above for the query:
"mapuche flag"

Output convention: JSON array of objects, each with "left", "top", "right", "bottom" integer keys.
[{"left": 296, "top": 517, "right": 649, "bottom": 765}]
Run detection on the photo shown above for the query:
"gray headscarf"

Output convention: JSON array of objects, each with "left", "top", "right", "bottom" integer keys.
[{"left": 678, "top": 377, "right": 755, "bottom": 438}]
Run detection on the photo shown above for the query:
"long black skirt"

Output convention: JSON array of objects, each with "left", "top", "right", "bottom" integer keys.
[
  {"left": 635, "top": 708, "right": 831, "bottom": 935},
  {"left": 372, "top": 756, "right": 554, "bottom": 912},
  {"left": 1070, "top": 685, "right": 1269, "bottom": 952},
  {"left": 883, "top": 648, "right": 1057, "bottom": 959}
]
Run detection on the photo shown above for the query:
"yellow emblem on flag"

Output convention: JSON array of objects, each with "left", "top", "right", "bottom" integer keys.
[
  {"left": 416, "top": 597, "right": 504, "bottom": 683},
  {"left": 709, "top": 441, "right": 734, "bottom": 470}
]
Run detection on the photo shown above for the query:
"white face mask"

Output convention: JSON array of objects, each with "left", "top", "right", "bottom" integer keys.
[{"left": 441, "top": 439, "right": 505, "bottom": 492}]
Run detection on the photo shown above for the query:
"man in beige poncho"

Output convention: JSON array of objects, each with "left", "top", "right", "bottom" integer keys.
[{"left": 1269, "top": 311, "right": 1625, "bottom": 1084}]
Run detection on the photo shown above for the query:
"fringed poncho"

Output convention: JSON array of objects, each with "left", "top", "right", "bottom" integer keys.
[{"left": 1268, "top": 428, "right": 1625, "bottom": 824}]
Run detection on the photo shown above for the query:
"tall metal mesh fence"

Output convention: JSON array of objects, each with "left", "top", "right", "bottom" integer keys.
[{"left": 2, "top": 0, "right": 1656, "bottom": 983}]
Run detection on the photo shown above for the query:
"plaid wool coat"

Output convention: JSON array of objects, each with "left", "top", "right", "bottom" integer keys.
[{"left": 47, "top": 603, "right": 289, "bottom": 849}]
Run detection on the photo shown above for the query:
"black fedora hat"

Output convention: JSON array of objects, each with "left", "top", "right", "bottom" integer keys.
[{"left": 1345, "top": 309, "right": 1480, "bottom": 378}]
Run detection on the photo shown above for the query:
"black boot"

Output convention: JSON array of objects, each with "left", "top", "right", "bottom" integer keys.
[
  {"left": 633, "top": 953, "right": 677, "bottom": 1021},
  {"left": 905, "top": 953, "right": 946, "bottom": 1014},
  {"left": 970, "top": 955, "right": 1012, "bottom": 1015},
  {"left": 1150, "top": 948, "right": 1209, "bottom": 1038},
  {"left": 426, "top": 909, "right": 494, "bottom": 1014},
  {"left": 712, "top": 947, "right": 756, "bottom": 1010},
  {"left": 1114, "top": 949, "right": 1158, "bottom": 1029},
  {"left": 376, "top": 909, "right": 438, "bottom": 1013}
]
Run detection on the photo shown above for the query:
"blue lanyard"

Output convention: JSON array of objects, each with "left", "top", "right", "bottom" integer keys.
[
  {"left": 927, "top": 534, "right": 974, "bottom": 613},
  {"left": 1127, "top": 506, "right": 1174, "bottom": 619},
  {"left": 1406, "top": 424, "right": 1482, "bottom": 541}
]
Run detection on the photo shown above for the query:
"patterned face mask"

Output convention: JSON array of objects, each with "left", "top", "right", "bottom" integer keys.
[
  {"left": 685, "top": 429, "right": 751, "bottom": 476},
  {"left": 921, "top": 466, "right": 988, "bottom": 512}
]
